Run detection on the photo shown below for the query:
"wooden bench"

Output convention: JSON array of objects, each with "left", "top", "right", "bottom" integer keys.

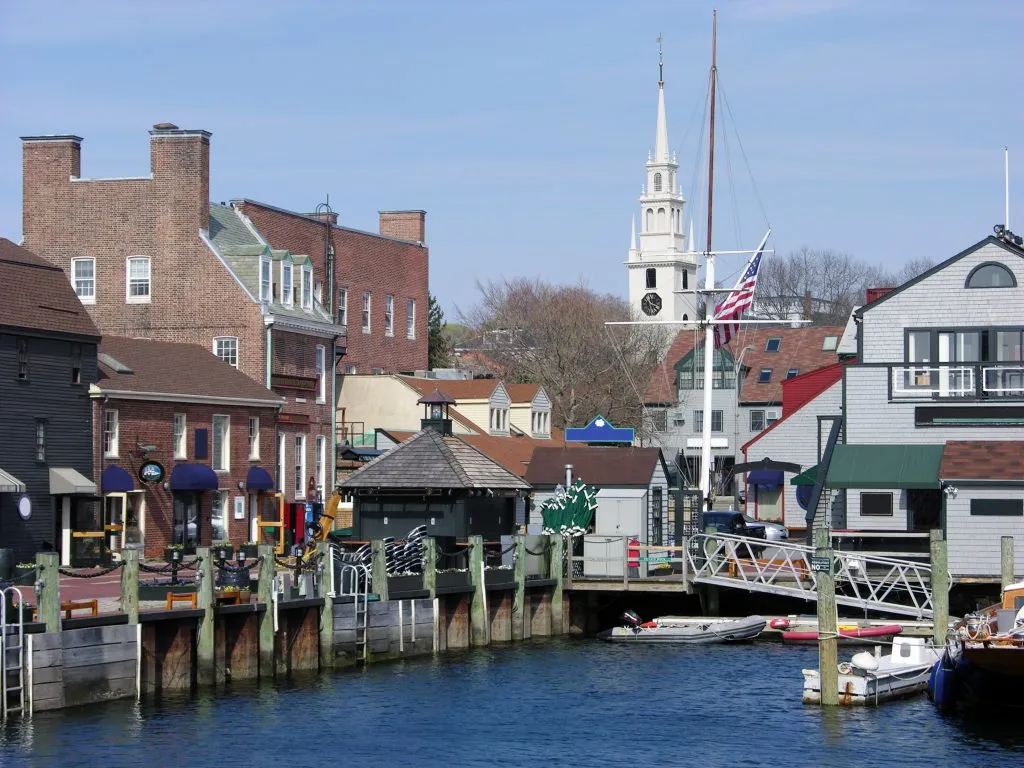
[
  {"left": 33, "top": 599, "right": 99, "bottom": 621},
  {"left": 215, "top": 589, "right": 241, "bottom": 606},
  {"left": 166, "top": 592, "right": 198, "bottom": 610}
]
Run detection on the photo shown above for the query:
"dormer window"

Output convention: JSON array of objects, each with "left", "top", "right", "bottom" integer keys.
[
  {"left": 301, "top": 265, "right": 313, "bottom": 310},
  {"left": 281, "top": 262, "right": 293, "bottom": 307},
  {"left": 260, "top": 256, "right": 271, "bottom": 302},
  {"left": 531, "top": 410, "right": 550, "bottom": 436},
  {"left": 966, "top": 262, "right": 1016, "bottom": 289},
  {"left": 489, "top": 407, "right": 509, "bottom": 433}
]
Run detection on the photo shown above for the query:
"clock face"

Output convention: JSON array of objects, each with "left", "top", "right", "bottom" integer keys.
[{"left": 641, "top": 292, "right": 662, "bottom": 316}]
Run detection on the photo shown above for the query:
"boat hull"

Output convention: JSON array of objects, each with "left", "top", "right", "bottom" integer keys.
[
  {"left": 599, "top": 616, "right": 766, "bottom": 644},
  {"left": 928, "top": 649, "right": 1024, "bottom": 710},
  {"left": 782, "top": 624, "right": 903, "bottom": 646}
]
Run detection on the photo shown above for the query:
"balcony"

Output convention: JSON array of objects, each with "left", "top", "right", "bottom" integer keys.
[{"left": 890, "top": 364, "right": 1024, "bottom": 401}]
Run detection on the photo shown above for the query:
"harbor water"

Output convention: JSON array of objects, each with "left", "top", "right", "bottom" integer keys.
[{"left": 3, "top": 638, "right": 1023, "bottom": 768}]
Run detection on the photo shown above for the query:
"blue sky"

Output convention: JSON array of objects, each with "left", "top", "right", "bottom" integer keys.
[{"left": 2, "top": 0, "right": 1022, "bottom": 317}]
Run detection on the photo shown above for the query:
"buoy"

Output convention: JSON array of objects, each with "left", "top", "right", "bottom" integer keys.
[{"left": 851, "top": 651, "right": 878, "bottom": 671}]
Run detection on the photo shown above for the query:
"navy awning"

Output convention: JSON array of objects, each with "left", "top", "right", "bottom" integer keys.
[
  {"left": 101, "top": 465, "right": 134, "bottom": 493},
  {"left": 747, "top": 469, "right": 784, "bottom": 488},
  {"left": 246, "top": 466, "right": 275, "bottom": 491},
  {"left": 170, "top": 463, "right": 219, "bottom": 491}
]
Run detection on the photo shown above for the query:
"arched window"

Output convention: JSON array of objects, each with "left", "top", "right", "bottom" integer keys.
[
  {"left": 653, "top": 173, "right": 662, "bottom": 192},
  {"left": 646, "top": 268, "right": 657, "bottom": 289},
  {"left": 646, "top": 208, "right": 653, "bottom": 231},
  {"left": 657, "top": 208, "right": 666, "bottom": 230},
  {"left": 966, "top": 262, "right": 1016, "bottom": 288}
]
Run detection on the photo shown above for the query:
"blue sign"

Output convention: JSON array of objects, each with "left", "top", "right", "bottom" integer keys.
[
  {"left": 305, "top": 503, "right": 314, "bottom": 523},
  {"left": 138, "top": 461, "right": 165, "bottom": 484},
  {"left": 564, "top": 415, "right": 635, "bottom": 444}
]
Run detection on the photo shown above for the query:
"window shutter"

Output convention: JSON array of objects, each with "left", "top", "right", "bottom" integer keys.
[{"left": 194, "top": 428, "right": 209, "bottom": 459}]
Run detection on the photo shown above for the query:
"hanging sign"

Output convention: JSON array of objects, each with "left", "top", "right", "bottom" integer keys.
[
  {"left": 17, "top": 494, "right": 32, "bottom": 521},
  {"left": 138, "top": 461, "right": 166, "bottom": 485}
]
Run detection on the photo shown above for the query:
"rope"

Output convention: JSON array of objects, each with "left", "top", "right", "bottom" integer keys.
[
  {"left": 437, "top": 545, "right": 470, "bottom": 558},
  {"left": 524, "top": 542, "right": 552, "bottom": 557},
  {"left": 57, "top": 562, "right": 122, "bottom": 578},
  {"left": 214, "top": 560, "right": 260, "bottom": 573},
  {"left": 138, "top": 562, "right": 174, "bottom": 574}
]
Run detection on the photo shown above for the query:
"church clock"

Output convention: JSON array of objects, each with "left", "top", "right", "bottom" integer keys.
[{"left": 641, "top": 292, "right": 662, "bottom": 316}]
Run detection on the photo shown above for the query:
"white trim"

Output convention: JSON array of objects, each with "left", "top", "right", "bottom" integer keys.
[
  {"left": 362, "top": 291, "right": 371, "bottom": 334},
  {"left": 90, "top": 384, "right": 283, "bottom": 408},
  {"left": 173, "top": 412, "right": 187, "bottom": 459},
  {"left": 213, "top": 336, "right": 239, "bottom": 368},
  {"left": 338, "top": 288, "right": 348, "bottom": 328},
  {"left": 212, "top": 414, "right": 230, "bottom": 472},
  {"left": 125, "top": 256, "right": 151, "bottom": 304},
  {"left": 264, "top": 313, "right": 344, "bottom": 338},
  {"left": 406, "top": 297, "right": 416, "bottom": 339},
  {"left": 259, "top": 255, "right": 272, "bottom": 303},
  {"left": 384, "top": 295, "right": 394, "bottom": 337},
  {"left": 316, "top": 344, "right": 327, "bottom": 404},
  {"left": 249, "top": 416, "right": 260, "bottom": 460},
  {"left": 277, "top": 433, "right": 287, "bottom": 494},
  {"left": 71, "top": 257, "right": 96, "bottom": 304},
  {"left": 294, "top": 434, "right": 306, "bottom": 499},
  {"left": 281, "top": 261, "right": 294, "bottom": 308},
  {"left": 70, "top": 175, "right": 153, "bottom": 182},
  {"left": 301, "top": 265, "right": 313, "bottom": 311},
  {"left": 103, "top": 408, "right": 119, "bottom": 458},
  {"left": 316, "top": 434, "right": 326, "bottom": 499}
]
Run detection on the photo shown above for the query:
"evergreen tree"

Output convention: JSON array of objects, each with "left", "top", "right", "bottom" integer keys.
[{"left": 428, "top": 293, "right": 451, "bottom": 369}]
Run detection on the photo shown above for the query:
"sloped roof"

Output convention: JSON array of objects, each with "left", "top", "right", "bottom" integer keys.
[
  {"left": 95, "top": 336, "right": 283, "bottom": 405},
  {"left": 644, "top": 325, "right": 845, "bottom": 405},
  {"left": 940, "top": 440, "right": 1024, "bottom": 482},
  {"left": 341, "top": 429, "right": 530, "bottom": 490},
  {"left": 525, "top": 446, "right": 666, "bottom": 487},
  {"left": 742, "top": 367, "right": 843, "bottom": 453},
  {"left": 398, "top": 376, "right": 502, "bottom": 401},
  {"left": 505, "top": 383, "right": 541, "bottom": 403},
  {"left": 0, "top": 238, "right": 100, "bottom": 339},
  {"left": 382, "top": 428, "right": 564, "bottom": 478}
]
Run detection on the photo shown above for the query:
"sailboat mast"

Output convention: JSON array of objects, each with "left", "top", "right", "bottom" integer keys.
[{"left": 699, "top": 9, "right": 718, "bottom": 512}]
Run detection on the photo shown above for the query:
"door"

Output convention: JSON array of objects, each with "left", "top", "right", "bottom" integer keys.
[
  {"left": 172, "top": 493, "right": 200, "bottom": 551},
  {"left": 70, "top": 498, "right": 105, "bottom": 567},
  {"left": 756, "top": 486, "right": 783, "bottom": 523}
]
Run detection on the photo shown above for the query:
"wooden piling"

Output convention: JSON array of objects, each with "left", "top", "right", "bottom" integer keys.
[
  {"left": 371, "top": 540, "right": 388, "bottom": 602},
  {"left": 196, "top": 547, "right": 215, "bottom": 687},
  {"left": 549, "top": 534, "right": 564, "bottom": 635},
  {"left": 119, "top": 549, "right": 139, "bottom": 624},
  {"left": 423, "top": 537, "right": 437, "bottom": 599},
  {"left": 814, "top": 525, "right": 838, "bottom": 706},
  {"left": 316, "top": 541, "right": 334, "bottom": 670},
  {"left": 930, "top": 529, "right": 949, "bottom": 648},
  {"left": 1001, "top": 535, "right": 1015, "bottom": 590},
  {"left": 468, "top": 535, "right": 488, "bottom": 646},
  {"left": 36, "top": 552, "right": 60, "bottom": 632},
  {"left": 257, "top": 544, "right": 275, "bottom": 681},
  {"left": 511, "top": 534, "right": 526, "bottom": 641}
]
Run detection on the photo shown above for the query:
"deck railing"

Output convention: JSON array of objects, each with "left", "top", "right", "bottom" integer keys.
[{"left": 890, "top": 363, "right": 1024, "bottom": 400}]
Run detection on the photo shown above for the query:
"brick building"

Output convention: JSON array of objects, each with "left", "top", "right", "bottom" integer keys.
[
  {"left": 91, "top": 336, "right": 283, "bottom": 559},
  {"left": 0, "top": 239, "right": 100, "bottom": 565},
  {"left": 234, "top": 200, "right": 429, "bottom": 376},
  {"left": 20, "top": 125, "right": 346, "bottom": 507}
]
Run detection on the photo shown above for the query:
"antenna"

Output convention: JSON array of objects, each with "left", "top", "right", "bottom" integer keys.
[
  {"left": 1005, "top": 146, "right": 1010, "bottom": 230},
  {"left": 657, "top": 33, "right": 664, "bottom": 85}
]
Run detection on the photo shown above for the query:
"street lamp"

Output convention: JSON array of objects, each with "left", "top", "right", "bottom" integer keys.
[{"left": 733, "top": 345, "right": 754, "bottom": 503}]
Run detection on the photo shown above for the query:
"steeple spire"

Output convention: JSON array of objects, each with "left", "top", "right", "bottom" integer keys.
[{"left": 654, "top": 34, "right": 669, "bottom": 163}]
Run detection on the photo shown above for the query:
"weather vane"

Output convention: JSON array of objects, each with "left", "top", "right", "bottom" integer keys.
[{"left": 656, "top": 33, "right": 664, "bottom": 84}]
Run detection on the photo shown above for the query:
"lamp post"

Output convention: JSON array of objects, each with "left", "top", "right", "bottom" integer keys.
[{"left": 733, "top": 345, "right": 754, "bottom": 503}]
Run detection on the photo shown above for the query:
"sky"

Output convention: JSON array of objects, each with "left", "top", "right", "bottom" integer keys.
[{"left": 2, "top": 0, "right": 1022, "bottom": 319}]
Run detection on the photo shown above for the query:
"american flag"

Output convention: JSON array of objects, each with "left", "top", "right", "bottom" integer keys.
[{"left": 713, "top": 230, "right": 771, "bottom": 348}]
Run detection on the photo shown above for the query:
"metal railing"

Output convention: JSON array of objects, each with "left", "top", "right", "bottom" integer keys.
[
  {"left": 891, "top": 363, "right": 1024, "bottom": 400},
  {"left": 687, "top": 533, "right": 934, "bottom": 619}
]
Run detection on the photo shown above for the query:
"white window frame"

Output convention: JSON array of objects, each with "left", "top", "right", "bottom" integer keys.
[
  {"left": 260, "top": 255, "right": 271, "bottom": 303},
  {"left": 213, "top": 336, "right": 239, "bottom": 368},
  {"left": 301, "top": 265, "right": 313, "bottom": 310},
  {"left": 338, "top": 288, "right": 348, "bottom": 327},
  {"left": 294, "top": 434, "right": 306, "bottom": 500},
  {"left": 407, "top": 298, "right": 416, "bottom": 339},
  {"left": 173, "top": 413, "right": 187, "bottom": 459},
  {"left": 362, "top": 291, "right": 371, "bottom": 333},
  {"left": 385, "top": 295, "right": 394, "bottom": 337},
  {"left": 71, "top": 257, "right": 96, "bottom": 304},
  {"left": 126, "top": 256, "right": 151, "bottom": 303},
  {"left": 212, "top": 415, "right": 230, "bottom": 472},
  {"left": 315, "top": 345, "right": 327, "bottom": 404},
  {"left": 315, "top": 435, "right": 326, "bottom": 500},
  {"left": 281, "top": 261, "right": 294, "bottom": 307},
  {"left": 248, "top": 417, "right": 260, "bottom": 460},
  {"left": 103, "top": 409, "right": 119, "bottom": 458},
  {"left": 277, "top": 433, "right": 287, "bottom": 493}
]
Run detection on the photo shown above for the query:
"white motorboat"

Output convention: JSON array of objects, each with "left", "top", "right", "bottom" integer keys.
[
  {"left": 599, "top": 611, "right": 766, "bottom": 644},
  {"left": 802, "top": 636, "right": 941, "bottom": 705}
]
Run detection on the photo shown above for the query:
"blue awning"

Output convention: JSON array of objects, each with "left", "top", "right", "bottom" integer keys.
[
  {"left": 170, "top": 464, "right": 219, "bottom": 491},
  {"left": 101, "top": 465, "right": 135, "bottom": 493},
  {"left": 747, "top": 469, "right": 784, "bottom": 488},
  {"left": 246, "top": 466, "right": 275, "bottom": 491}
]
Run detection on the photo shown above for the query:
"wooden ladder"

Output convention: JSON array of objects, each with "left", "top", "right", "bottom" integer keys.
[{"left": 1, "top": 587, "right": 26, "bottom": 719}]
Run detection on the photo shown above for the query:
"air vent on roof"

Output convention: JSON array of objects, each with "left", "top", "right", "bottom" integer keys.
[{"left": 98, "top": 353, "right": 133, "bottom": 374}]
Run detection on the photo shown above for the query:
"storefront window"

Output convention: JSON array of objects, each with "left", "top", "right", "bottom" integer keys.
[
  {"left": 211, "top": 491, "right": 228, "bottom": 542},
  {"left": 173, "top": 493, "right": 200, "bottom": 550}
]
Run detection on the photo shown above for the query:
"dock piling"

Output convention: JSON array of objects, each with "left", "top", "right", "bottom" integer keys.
[
  {"left": 371, "top": 540, "right": 388, "bottom": 602},
  {"left": 120, "top": 549, "right": 139, "bottom": 624},
  {"left": 468, "top": 535, "right": 488, "bottom": 646},
  {"left": 317, "top": 541, "right": 334, "bottom": 670},
  {"left": 550, "top": 534, "right": 564, "bottom": 635},
  {"left": 196, "top": 547, "right": 215, "bottom": 687},
  {"left": 814, "top": 525, "right": 838, "bottom": 706},
  {"left": 512, "top": 534, "right": 525, "bottom": 641},
  {"left": 930, "top": 530, "right": 949, "bottom": 648},
  {"left": 1001, "top": 535, "right": 1015, "bottom": 590},
  {"left": 257, "top": 545, "right": 275, "bottom": 681},
  {"left": 423, "top": 537, "right": 437, "bottom": 599},
  {"left": 35, "top": 552, "right": 60, "bottom": 632}
]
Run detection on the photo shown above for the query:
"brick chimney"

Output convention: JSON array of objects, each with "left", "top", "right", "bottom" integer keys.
[
  {"left": 306, "top": 211, "right": 338, "bottom": 225},
  {"left": 803, "top": 289, "right": 813, "bottom": 321},
  {"left": 149, "top": 123, "right": 211, "bottom": 232},
  {"left": 379, "top": 210, "right": 426, "bottom": 244},
  {"left": 21, "top": 135, "right": 83, "bottom": 240}
]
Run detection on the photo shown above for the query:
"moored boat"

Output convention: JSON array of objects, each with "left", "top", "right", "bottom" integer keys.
[
  {"left": 780, "top": 622, "right": 903, "bottom": 646},
  {"left": 802, "top": 636, "right": 941, "bottom": 705},
  {"left": 599, "top": 611, "right": 766, "bottom": 644}
]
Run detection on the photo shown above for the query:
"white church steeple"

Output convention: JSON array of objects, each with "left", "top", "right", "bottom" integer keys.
[{"left": 626, "top": 38, "right": 698, "bottom": 323}]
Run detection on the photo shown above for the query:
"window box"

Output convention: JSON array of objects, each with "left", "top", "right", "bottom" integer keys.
[
  {"left": 386, "top": 573, "right": 424, "bottom": 596},
  {"left": 484, "top": 567, "right": 516, "bottom": 590},
  {"left": 435, "top": 570, "right": 471, "bottom": 591},
  {"left": 164, "top": 544, "right": 196, "bottom": 562},
  {"left": 210, "top": 543, "right": 235, "bottom": 562},
  {"left": 239, "top": 543, "right": 259, "bottom": 560}
]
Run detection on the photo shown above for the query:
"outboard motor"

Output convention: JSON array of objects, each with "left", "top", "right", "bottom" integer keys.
[{"left": 621, "top": 610, "right": 643, "bottom": 628}]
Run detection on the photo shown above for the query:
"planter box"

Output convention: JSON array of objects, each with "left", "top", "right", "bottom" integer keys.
[
  {"left": 484, "top": 569, "right": 516, "bottom": 590},
  {"left": 436, "top": 571, "right": 471, "bottom": 590},
  {"left": 239, "top": 545, "right": 259, "bottom": 560},
  {"left": 387, "top": 574, "right": 424, "bottom": 594},
  {"left": 211, "top": 545, "right": 235, "bottom": 562},
  {"left": 139, "top": 582, "right": 197, "bottom": 602},
  {"left": 163, "top": 547, "right": 195, "bottom": 563}
]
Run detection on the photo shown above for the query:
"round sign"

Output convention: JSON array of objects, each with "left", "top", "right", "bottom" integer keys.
[
  {"left": 17, "top": 494, "right": 31, "bottom": 521},
  {"left": 138, "top": 460, "right": 165, "bottom": 484}
]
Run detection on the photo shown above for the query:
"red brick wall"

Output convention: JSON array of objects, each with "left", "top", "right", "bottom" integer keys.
[
  {"left": 237, "top": 201, "right": 429, "bottom": 375},
  {"left": 92, "top": 398, "right": 278, "bottom": 559},
  {"left": 21, "top": 130, "right": 267, "bottom": 384},
  {"left": 379, "top": 210, "right": 425, "bottom": 243}
]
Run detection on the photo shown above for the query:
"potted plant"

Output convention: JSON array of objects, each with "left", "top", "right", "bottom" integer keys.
[
  {"left": 211, "top": 541, "right": 234, "bottom": 562},
  {"left": 163, "top": 543, "right": 185, "bottom": 564},
  {"left": 13, "top": 562, "right": 36, "bottom": 584}
]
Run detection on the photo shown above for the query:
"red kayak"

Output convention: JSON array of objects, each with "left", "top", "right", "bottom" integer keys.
[{"left": 781, "top": 623, "right": 903, "bottom": 645}]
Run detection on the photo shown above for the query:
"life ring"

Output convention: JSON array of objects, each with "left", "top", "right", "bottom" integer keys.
[
  {"left": 837, "top": 662, "right": 853, "bottom": 675},
  {"left": 769, "top": 618, "right": 790, "bottom": 629}
]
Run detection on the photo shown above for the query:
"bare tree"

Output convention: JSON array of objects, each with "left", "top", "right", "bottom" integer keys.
[{"left": 462, "top": 278, "right": 669, "bottom": 432}]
